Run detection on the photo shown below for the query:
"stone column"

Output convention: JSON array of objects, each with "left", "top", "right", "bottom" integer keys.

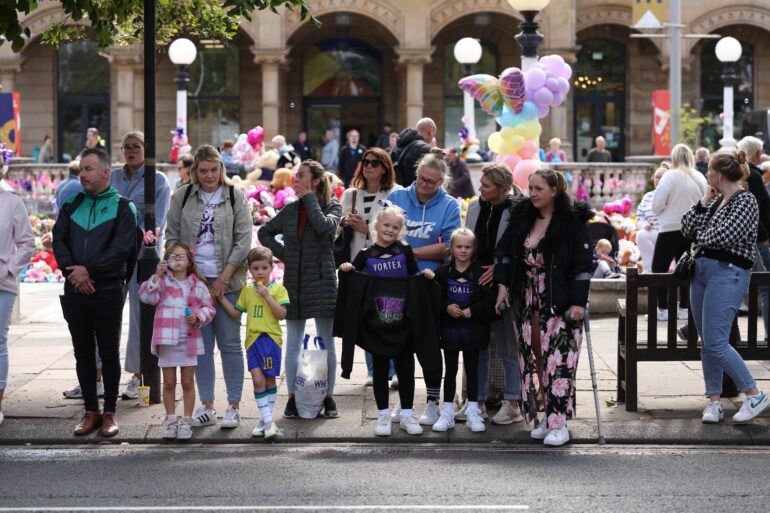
[
  {"left": 396, "top": 49, "right": 433, "bottom": 128},
  {"left": 105, "top": 46, "right": 143, "bottom": 153},
  {"left": 252, "top": 49, "right": 290, "bottom": 138},
  {"left": 0, "top": 53, "right": 24, "bottom": 94}
]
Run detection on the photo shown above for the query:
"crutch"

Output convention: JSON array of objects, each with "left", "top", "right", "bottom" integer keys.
[{"left": 583, "top": 299, "right": 606, "bottom": 445}]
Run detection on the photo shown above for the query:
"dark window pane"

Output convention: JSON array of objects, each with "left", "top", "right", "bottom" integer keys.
[
  {"left": 187, "top": 98, "right": 240, "bottom": 148},
  {"left": 188, "top": 45, "right": 240, "bottom": 97},
  {"left": 58, "top": 41, "right": 110, "bottom": 96},
  {"left": 304, "top": 39, "right": 382, "bottom": 97},
  {"left": 574, "top": 39, "right": 626, "bottom": 96}
]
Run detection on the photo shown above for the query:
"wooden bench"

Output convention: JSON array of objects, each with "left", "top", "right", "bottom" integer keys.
[{"left": 616, "top": 268, "right": 770, "bottom": 411}]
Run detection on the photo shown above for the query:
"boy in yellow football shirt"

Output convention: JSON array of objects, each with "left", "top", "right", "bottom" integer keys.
[{"left": 220, "top": 247, "right": 289, "bottom": 438}]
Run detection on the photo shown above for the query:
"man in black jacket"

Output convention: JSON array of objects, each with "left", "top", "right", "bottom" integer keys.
[
  {"left": 53, "top": 148, "right": 138, "bottom": 438},
  {"left": 337, "top": 129, "right": 366, "bottom": 187},
  {"left": 391, "top": 118, "right": 436, "bottom": 187}
]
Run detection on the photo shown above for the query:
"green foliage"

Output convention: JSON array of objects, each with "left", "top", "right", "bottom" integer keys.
[
  {"left": 1, "top": 0, "right": 319, "bottom": 52},
  {"left": 679, "top": 102, "right": 710, "bottom": 149}
]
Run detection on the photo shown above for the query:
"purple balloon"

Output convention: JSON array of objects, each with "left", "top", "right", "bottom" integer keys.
[
  {"left": 549, "top": 91, "right": 563, "bottom": 107},
  {"left": 558, "top": 63, "right": 573, "bottom": 80},
  {"left": 524, "top": 67, "right": 547, "bottom": 90},
  {"left": 545, "top": 77, "right": 560, "bottom": 92},
  {"left": 534, "top": 87, "right": 554, "bottom": 107},
  {"left": 543, "top": 59, "right": 563, "bottom": 77},
  {"left": 556, "top": 77, "right": 570, "bottom": 95},
  {"left": 537, "top": 104, "right": 550, "bottom": 118},
  {"left": 525, "top": 88, "right": 536, "bottom": 102}
]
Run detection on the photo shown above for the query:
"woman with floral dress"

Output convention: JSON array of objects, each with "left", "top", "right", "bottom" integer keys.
[{"left": 494, "top": 169, "right": 594, "bottom": 446}]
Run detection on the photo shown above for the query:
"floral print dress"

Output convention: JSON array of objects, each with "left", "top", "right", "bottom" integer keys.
[{"left": 518, "top": 235, "right": 583, "bottom": 429}]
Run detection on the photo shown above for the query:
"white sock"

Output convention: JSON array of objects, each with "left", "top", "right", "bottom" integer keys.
[
  {"left": 378, "top": 408, "right": 390, "bottom": 417},
  {"left": 443, "top": 402, "right": 454, "bottom": 416},
  {"left": 401, "top": 408, "right": 413, "bottom": 419},
  {"left": 256, "top": 395, "right": 272, "bottom": 424},
  {"left": 466, "top": 401, "right": 479, "bottom": 414},
  {"left": 166, "top": 414, "right": 177, "bottom": 422}
]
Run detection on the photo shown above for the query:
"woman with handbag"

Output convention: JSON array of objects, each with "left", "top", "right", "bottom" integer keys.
[
  {"left": 681, "top": 150, "right": 769, "bottom": 424},
  {"left": 259, "top": 160, "right": 342, "bottom": 419},
  {"left": 651, "top": 144, "right": 707, "bottom": 321}
]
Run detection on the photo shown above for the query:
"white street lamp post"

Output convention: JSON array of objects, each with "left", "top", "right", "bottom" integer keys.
[
  {"left": 507, "top": 0, "right": 551, "bottom": 72},
  {"left": 715, "top": 36, "right": 742, "bottom": 152},
  {"left": 168, "top": 38, "right": 198, "bottom": 137},
  {"left": 454, "top": 37, "right": 483, "bottom": 140}
]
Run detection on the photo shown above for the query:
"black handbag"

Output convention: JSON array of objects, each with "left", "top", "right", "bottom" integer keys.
[
  {"left": 333, "top": 190, "right": 357, "bottom": 267},
  {"left": 673, "top": 245, "right": 696, "bottom": 280}
]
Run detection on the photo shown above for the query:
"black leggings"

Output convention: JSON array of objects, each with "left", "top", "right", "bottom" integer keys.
[
  {"left": 443, "top": 349, "right": 479, "bottom": 404},
  {"left": 373, "top": 350, "right": 416, "bottom": 410},
  {"left": 651, "top": 230, "right": 690, "bottom": 308}
]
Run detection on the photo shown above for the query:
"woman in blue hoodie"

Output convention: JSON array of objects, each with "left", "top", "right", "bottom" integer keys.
[{"left": 387, "top": 148, "right": 461, "bottom": 427}]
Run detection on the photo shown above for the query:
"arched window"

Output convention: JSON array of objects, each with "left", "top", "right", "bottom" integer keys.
[
  {"left": 700, "top": 39, "right": 753, "bottom": 149},
  {"left": 187, "top": 43, "right": 240, "bottom": 148},
  {"left": 57, "top": 41, "right": 110, "bottom": 161},
  {"left": 442, "top": 41, "right": 498, "bottom": 151},
  {"left": 303, "top": 38, "right": 382, "bottom": 97}
]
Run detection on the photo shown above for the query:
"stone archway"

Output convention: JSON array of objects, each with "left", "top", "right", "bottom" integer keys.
[
  {"left": 576, "top": 4, "right": 663, "bottom": 53},
  {"left": 430, "top": 0, "right": 519, "bottom": 41},
  {"left": 284, "top": 0, "right": 402, "bottom": 45}
]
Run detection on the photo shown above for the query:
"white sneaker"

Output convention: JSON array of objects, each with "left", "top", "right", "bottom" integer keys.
[
  {"left": 492, "top": 400, "right": 524, "bottom": 425},
  {"left": 264, "top": 421, "right": 279, "bottom": 439},
  {"left": 677, "top": 308, "right": 689, "bottom": 320},
  {"left": 390, "top": 375, "right": 399, "bottom": 389},
  {"left": 454, "top": 400, "right": 469, "bottom": 422},
  {"left": 531, "top": 420, "right": 548, "bottom": 440},
  {"left": 644, "top": 309, "right": 668, "bottom": 322},
  {"left": 121, "top": 375, "right": 140, "bottom": 400},
  {"left": 364, "top": 376, "right": 373, "bottom": 386},
  {"left": 176, "top": 418, "right": 193, "bottom": 440},
  {"left": 375, "top": 415, "right": 392, "bottom": 436},
  {"left": 400, "top": 414, "right": 424, "bottom": 435},
  {"left": 478, "top": 403, "right": 488, "bottom": 420},
  {"left": 162, "top": 416, "right": 178, "bottom": 439},
  {"left": 251, "top": 420, "right": 265, "bottom": 437},
  {"left": 702, "top": 401, "right": 724, "bottom": 424},
  {"left": 63, "top": 381, "right": 105, "bottom": 399},
  {"left": 390, "top": 404, "right": 401, "bottom": 423},
  {"left": 418, "top": 400, "right": 440, "bottom": 426},
  {"left": 432, "top": 411, "right": 456, "bottom": 432},
  {"left": 220, "top": 406, "right": 241, "bottom": 429},
  {"left": 733, "top": 391, "right": 770, "bottom": 423},
  {"left": 544, "top": 426, "right": 570, "bottom": 446},
  {"left": 467, "top": 411, "right": 486, "bottom": 432},
  {"left": 0, "top": 411, "right": 4, "bottom": 427},
  {"left": 192, "top": 407, "right": 217, "bottom": 427}
]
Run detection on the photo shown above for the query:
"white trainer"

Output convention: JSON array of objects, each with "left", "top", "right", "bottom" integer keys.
[
  {"left": 121, "top": 375, "right": 140, "bottom": 400},
  {"left": 701, "top": 401, "right": 724, "bottom": 424},
  {"left": 432, "top": 411, "right": 456, "bottom": 432},
  {"left": 375, "top": 415, "right": 392, "bottom": 436},
  {"left": 400, "top": 414, "right": 424, "bottom": 435},
  {"left": 264, "top": 421, "right": 279, "bottom": 439},
  {"left": 176, "top": 418, "right": 193, "bottom": 440},
  {"left": 530, "top": 420, "right": 548, "bottom": 440},
  {"left": 251, "top": 419, "right": 265, "bottom": 437},
  {"left": 390, "top": 375, "right": 399, "bottom": 389},
  {"left": 63, "top": 381, "right": 105, "bottom": 399},
  {"left": 364, "top": 376, "right": 374, "bottom": 386},
  {"left": 543, "top": 426, "right": 570, "bottom": 446},
  {"left": 492, "top": 400, "right": 524, "bottom": 425},
  {"left": 418, "top": 400, "right": 440, "bottom": 426},
  {"left": 191, "top": 407, "right": 217, "bottom": 427},
  {"left": 733, "top": 391, "right": 770, "bottom": 423},
  {"left": 454, "top": 400, "right": 469, "bottom": 422},
  {"left": 466, "top": 411, "right": 486, "bottom": 432},
  {"left": 161, "top": 416, "right": 177, "bottom": 439},
  {"left": 220, "top": 406, "right": 241, "bottom": 429},
  {"left": 390, "top": 404, "right": 401, "bottom": 423}
]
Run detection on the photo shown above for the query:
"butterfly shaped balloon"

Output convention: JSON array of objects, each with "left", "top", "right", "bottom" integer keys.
[{"left": 458, "top": 67, "right": 526, "bottom": 118}]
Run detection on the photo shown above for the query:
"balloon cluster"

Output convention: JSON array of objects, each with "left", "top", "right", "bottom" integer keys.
[
  {"left": 458, "top": 55, "right": 572, "bottom": 190},
  {"left": 232, "top": 126, "right": 265, "bottom": 170}
]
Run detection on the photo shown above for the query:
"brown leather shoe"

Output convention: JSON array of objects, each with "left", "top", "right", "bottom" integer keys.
[
  {"left": 74, "top": 411, "right": 102, "bottom": 436},
  {"left": 101, "top": 411, "right": 119, "bottom": 437}
]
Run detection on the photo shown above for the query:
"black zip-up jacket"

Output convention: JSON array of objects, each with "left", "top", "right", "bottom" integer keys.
[
  {"left": 494, "top": 196, "right": 594, "bottom": 315},
  {"left": 390, "top": 128, "right": 430, "bottom": 187},
  {"left": 52, "top": 186, "right": 138, "bottom": 291},
  {"left": 747, "top": 163, "right": 770, "bottom": 243}
]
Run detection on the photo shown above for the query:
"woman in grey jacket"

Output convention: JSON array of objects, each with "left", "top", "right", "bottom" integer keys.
[{"left": 259, "top": 160, "right": 342, "bottom": 419}]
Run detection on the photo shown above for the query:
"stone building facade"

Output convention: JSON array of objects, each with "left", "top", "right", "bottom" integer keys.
[{"left": 2, "top": 0, "right": 770, "bottom": 163}]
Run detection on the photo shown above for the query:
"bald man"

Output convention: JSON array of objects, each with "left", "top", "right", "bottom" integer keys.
[{"left": 391, "top": 117, "right": 436, "bottom": 187}]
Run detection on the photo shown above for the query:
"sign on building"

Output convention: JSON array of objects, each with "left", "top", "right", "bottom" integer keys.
[
  {"left": 0, "top": 92, "right": 21, "bottom": 156},
  {"left": 631, "top": 0, "right": 668, "bottom": 29}
]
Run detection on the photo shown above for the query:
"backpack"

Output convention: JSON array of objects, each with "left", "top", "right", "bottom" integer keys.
[{"left": 67, "top": 193, "right": 143, "bottom": 283}]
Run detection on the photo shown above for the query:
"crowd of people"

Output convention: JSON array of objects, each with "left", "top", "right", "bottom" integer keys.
[{"left": 3, "top": 122, "right": 770, "bottom": 444}]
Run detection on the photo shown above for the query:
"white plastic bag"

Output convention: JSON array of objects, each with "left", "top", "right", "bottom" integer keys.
[{"left": 294, "top": 334, "right": 328, "bottom": 419}]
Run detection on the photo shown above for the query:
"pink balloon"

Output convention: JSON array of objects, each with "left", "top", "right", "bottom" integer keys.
[
  {"left": 549, "top": 91, "right": 564, "bottom": 107},
  {"left": 519, "top": 140, "right": 538, "bottom": 160},
  {"left": 534, "top": 87, "right": 554, "bottom": 107},
  {"left": 556, "top": 77, "right": 570, "bottom": 95},
  {"left": 558, "top": 63, "right": 573, "bottom": 80},
  {"left": 524, "top": 67, "right": 547, "bottom": 90},
  {"left": 545, "top": 77, "right": 560, "bottom": 92},
  {"left": 501, "top": 153, "right": 522, "bottom": 172},
  {"left": 247, "top": 126, "right": 265, "bottom": 149},
  {"left": 537, "top": 104, "right": 550, "bottom": 118},
  {"left": 513, "top": 159, "right": 541, "bottom": 190}
]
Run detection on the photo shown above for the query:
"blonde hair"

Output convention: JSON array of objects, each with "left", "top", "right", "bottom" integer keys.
[
  {"left": 670, "top": 144, "right": 695, "bottom": 173},
  {"left": 191, "top": 144, "right": 230, "bottom": 187},
  {"left": 450, "top": 227, "right": 476, "bottom": 251},
  {"left": 481, "top": 163, "right": 522, "bottom": 197},
  {"left": 595, "top": 238, "right": 612, "bottom": 254},
  {"left": 415, "top": 147, "right": 448, "bottom": 183},
  {"left": 371, "top": 205, "right": 406, "bottom": 243},
  {"left": 121, "top": 130, "right": 145, "bottom": 146}
]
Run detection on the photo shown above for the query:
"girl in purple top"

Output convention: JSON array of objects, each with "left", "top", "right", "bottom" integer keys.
[{"left": 340, "top": 205, "right": 433, "bottom": 436}]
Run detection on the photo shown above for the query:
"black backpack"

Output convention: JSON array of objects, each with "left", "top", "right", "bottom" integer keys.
[{"left": 67, "top": 193, "right": 143, "bottom": 283}]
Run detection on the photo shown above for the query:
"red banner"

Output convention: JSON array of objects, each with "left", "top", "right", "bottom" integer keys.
[
  {"left": 0, "top": 92, "right": 21, "bottom": 155},
  {"left": 652, "top": 90, "right": 670, "bottom": 156}
]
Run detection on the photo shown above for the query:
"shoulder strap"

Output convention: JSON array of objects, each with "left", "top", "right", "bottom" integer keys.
[
  {"left": 65, "top": 192, "right": 87, "bottom": 215},
  {"left": 180, "top": 183, "right": 194, "bottom": 209},
  {"left": 229, "top": 185, "right": 235, "bottom": 209},
  {"left": 351, "top": 189, "right": 358, "bottom": 214}
]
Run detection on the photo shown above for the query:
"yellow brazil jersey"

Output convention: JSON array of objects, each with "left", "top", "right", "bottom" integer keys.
[{"left": 235, "top": 282, "right": 290, "bottom": 349}]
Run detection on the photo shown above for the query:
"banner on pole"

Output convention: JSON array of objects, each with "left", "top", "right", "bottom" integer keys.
[
  {"left": 652, "top": 90, "right": 670, "bottom": 156},
  {"left": 0, "top": 92, "right": 21, "bottom": 156},
  {"left": 632, "top": 0, "right": 668, "bottom": 29}
]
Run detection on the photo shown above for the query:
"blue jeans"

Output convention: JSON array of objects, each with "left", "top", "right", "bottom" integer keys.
[
  {"left": 365, "top": 351, "right": 395, "bottom": 379},
  {"left": 477, "top": 319, "right": 521, "bottom": 401},
  {"left": 196, "top": 289, "right": 244, "bottom": 404},
  {"left": 690, "top": 257, "right": 756, "bottom": 396},
  {"left": 757, "top": 243, "right": 770, "bottom": 339},
  {"left": 285, "top": 318, "right": 335, "bottom": 396},
  {"left": 0, "top": 291, "right": 15, "bottom": 390}
]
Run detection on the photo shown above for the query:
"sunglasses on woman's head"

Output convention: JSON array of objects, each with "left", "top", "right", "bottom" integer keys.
[{"left": 361, "top": 158, "right": 381, "bottom": 168}]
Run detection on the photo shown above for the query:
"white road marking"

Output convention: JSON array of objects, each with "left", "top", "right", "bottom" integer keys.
[{"left": 0, "top": 506, "right": 529, "bottom": 512}]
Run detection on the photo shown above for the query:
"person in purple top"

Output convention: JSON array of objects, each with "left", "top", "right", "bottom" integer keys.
[{"left": 340, "top": 205, "right": 433, "bottom": 437}]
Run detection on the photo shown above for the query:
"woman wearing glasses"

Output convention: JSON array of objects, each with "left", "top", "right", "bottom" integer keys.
[
  {"left": 165, "top": 145, "right": 252, "bottom": 430},
  {"left": 339, "top": 147, "right": 402, "bottom": 387},
  {"left": 494, "top": 168, "right": 594, "bottom": 447},
  {"left": 387, "top": 148, "right": 461, "bottom": 427}
]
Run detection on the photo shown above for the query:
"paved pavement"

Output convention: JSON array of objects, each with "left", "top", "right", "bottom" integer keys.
[{"left": 3, "top": 282, "right": 770, "bottom": 446}]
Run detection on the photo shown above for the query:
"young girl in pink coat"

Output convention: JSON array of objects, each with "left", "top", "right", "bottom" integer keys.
[{"left": 139, "top": 243, "right": 215, "bottom": 440}]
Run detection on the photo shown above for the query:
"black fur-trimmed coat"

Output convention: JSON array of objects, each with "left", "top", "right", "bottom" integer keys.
[{"left": 493, "top": 195, "right": 595, "bottom": 315}]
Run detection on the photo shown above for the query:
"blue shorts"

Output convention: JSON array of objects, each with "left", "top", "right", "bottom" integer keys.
[{"left": 246, "top": 333, "right": 282, "bottom": 377}]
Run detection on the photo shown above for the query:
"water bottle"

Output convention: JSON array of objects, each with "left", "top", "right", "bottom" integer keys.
[{"left": 184, "top": 307, "right": 192, "bottom": 317}]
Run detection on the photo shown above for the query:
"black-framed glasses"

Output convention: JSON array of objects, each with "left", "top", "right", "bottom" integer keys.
[
  {"left": 361, "top": 158, "right": 382, "bottom": 169},
  {"left": 167, "top": 254, "right": 188, "bottom": 261},
  {"left": 122, "top": 144, "right": 143, "bottom": 152},
  {"left": 417, "top": 174, "right": 441, "bottom": 187}
]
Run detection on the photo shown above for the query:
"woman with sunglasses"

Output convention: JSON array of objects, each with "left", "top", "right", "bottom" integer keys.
[{"left": 340, "top": 147, "right": 402, "bottom": 387}]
